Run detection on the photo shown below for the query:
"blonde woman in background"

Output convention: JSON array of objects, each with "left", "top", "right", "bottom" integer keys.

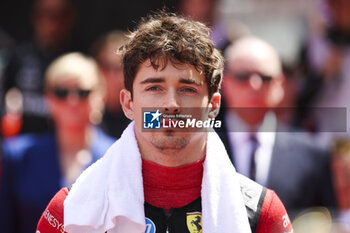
[{"left": 0, "top": 52, "right": 115, "bottom": 233}]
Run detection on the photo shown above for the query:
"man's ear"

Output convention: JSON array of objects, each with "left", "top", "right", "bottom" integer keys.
[
  {"left": 120, "top": 89, "right": 134, "bottom": 120},
  {"left": 208, "top": 92, "right": 221, "bottom": 119}
]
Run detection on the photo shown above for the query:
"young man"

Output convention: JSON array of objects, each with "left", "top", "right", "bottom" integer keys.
[{"left": 36, "top": 13, "right": 293, "bottom": 233}]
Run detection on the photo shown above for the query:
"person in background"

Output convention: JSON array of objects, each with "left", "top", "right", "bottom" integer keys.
[
  {"left": 217, "top": 36, "right": 336, "bottom": 219},
  {"left": 291, "top": 139, "right": 350, "bottom": 233},
  {"left": 2, "top": 0, "right": 78, "bottom": 136},
  {"left": 91, "top": 31, "right": 130, "bottom": 138},
  {"left": 0, "top": 27, "right": 13, "bottom": 100},
  {"left": 330, "top": 139, "right": 350, "bottom": 232},
  {"left": 176, "top": 0, "right": 244, "bottom": 52},
  {"left": 296, "top": 0, "right": 350, "bottom": 141},
  {"left": 0, "top": 52, "right": 115, "bottom": 233}
]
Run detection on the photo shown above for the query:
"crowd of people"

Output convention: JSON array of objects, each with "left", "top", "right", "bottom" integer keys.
[{"left": 0, "top": 0, "right": 349, "bottom": 232}]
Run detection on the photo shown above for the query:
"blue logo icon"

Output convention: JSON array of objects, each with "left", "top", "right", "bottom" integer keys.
[
  {"left": 143, "top": 110, "right": 161, "bottom": 129},
  {"left": 145, "top": 217, "right": 156, "bottom": 233}
]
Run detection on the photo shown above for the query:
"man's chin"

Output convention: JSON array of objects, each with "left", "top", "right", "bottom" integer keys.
[{"left": 150, "top": 135, "right": 189, "bottom": 152}]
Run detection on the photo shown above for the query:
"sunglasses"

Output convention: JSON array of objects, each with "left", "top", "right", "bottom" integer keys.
[
  {"left": 52, "top": 88, "right": 91, "bottom": 100},
  {"left": 230, "top": 72, "right": 273, "bottom": 83}
]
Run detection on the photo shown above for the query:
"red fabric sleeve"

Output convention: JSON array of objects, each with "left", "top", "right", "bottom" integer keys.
[
  {"left": 36, "top": 187, "right": 69, "bottom": 233},
  {"left": 256, "top": 189, "right": 294, "bottom": 233}
]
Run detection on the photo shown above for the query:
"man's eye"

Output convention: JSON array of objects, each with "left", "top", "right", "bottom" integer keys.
[
  {"left": 180, "top": 87, "right": 197, "bottom": 93},
  {"left": 146, "top": 86, "right": 161, "bottom": 92}
]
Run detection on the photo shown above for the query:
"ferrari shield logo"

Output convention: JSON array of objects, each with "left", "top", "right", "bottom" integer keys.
[{"left": 186, "top": 212, "right": 202, "bottom": 233}]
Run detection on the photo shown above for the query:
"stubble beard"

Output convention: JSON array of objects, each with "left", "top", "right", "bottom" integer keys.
[{"left": 150, "top": 131, "right": 189, "bottom": 152}]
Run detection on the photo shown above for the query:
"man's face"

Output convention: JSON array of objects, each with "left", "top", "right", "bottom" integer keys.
[
  {"left": 223, "top": 52, "right": 284, "bottom": 109},
  {"left": 121, "top": 59, "right": 220, "bottom": 155},
  {"left": 179, "top": 0, "right": 216, "bottom": 24},
  {"left": 329, "top": 0, "right": 350, "bottom": 31},
  {"left": 33, "top": 0, "right": 75, "bottom": 48},
  {"left": 97, "top": 44, "right": 124, "bottom": 111}
]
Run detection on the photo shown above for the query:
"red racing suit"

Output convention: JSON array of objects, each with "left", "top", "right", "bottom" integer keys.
[{"left": 36, "top": 174, "right": 293, "bottom": 233}]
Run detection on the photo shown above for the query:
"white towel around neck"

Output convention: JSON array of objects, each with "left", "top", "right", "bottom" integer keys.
[{"left": 64, "top": 121, "right": 251, "bottom": 233}]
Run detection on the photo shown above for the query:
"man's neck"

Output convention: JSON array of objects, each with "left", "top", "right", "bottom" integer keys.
[
  {"left": 226, "top": 109, "right": 278, "bottom": 133},
  {"left": 142, "top": 157, "right": 204, "bottom": 210},
  {"left": 235, "top": 109, "right": 266, "bottom": 129}
]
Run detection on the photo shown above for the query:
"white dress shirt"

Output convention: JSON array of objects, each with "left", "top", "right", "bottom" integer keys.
[{"left": 225, "top": 111, "right": 277, "bottom": 186}]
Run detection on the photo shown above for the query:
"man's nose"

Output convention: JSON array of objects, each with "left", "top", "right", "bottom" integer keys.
[
  {"left": 249, "top": 74, "right": 263, "bottom": 90},
  {"left": 163, "top": 90, "right": 180, "bottom": 114}
]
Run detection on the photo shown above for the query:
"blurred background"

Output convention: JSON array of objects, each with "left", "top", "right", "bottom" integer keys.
[{"left": 0, "top": 0, "right": 350, "bottom": 232}]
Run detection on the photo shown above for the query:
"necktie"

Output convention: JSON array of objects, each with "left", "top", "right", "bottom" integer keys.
[{"left": 249, "top": 133, "right": 259, "bottom": 181}]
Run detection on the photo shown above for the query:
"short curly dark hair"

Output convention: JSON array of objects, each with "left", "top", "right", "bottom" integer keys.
[{"left": 120, "top": 12, "right": 224, "bottom": 99}]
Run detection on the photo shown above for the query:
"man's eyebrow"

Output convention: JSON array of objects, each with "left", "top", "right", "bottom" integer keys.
[
  {"left": 179, "top": 78, "right": 203, "bottom": 86},
  {"left": 140, "top": 77, "right": 165, "bottom": 84},
  {"left": 139, "top": 77, "right": 203, "bottom": 86}
]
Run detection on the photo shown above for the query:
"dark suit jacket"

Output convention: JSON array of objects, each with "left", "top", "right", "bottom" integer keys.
[{"left": 216, "top": 109, "right": 336, "bottom": 218}]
